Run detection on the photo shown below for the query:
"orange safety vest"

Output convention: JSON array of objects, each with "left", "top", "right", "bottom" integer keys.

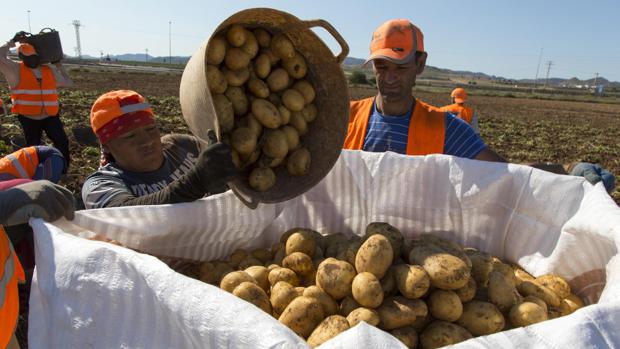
[
  {"left": 439, "top": 103, "right": 474, "bottom": 125},
  {"left": 0, "top": 226, "right": 25, "bottom": 348},
  {"left": 10, "top": 63, "right": 59, "bottom": 116},
  {"left": 0, "top": 146, "right": 40, "bottom": 180},
  {"left": 344, "top": 97, "right": 445, "bottom": 155}
]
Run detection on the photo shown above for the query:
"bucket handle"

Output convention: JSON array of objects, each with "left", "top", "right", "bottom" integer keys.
[
  {"left": 39, "top": 28, "right": 58, "bottom": 34},
  {"left": 231, "top": 186, "right": 260, "bottom": 210},
  {"left": 303, "top": 19, "right": 349, "bottom": 64}
]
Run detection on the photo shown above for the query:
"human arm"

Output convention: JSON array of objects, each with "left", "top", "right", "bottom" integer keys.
[
  {"left": 0, "top": 40, "right": 20, "bottom": 87},
  {"left": 444, "top": 113, "right": 505, "bottom": 162},
  {"left": 32, "top": 146, "right": 66, "bottom": 183},
  {"left": 0, "top": 180, "right": 75, "bottom": 226},
  {"left": 51, "top": 62, "right": 74, "bottom": 87}
]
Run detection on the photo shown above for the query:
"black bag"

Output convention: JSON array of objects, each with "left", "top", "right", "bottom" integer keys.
[{"left": 21, "top": 28, "right": 64, "bottom": 64}]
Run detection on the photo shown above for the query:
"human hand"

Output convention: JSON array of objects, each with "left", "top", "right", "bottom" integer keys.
[
  {"left": 0, "top": 180, "right": 75, "bottom": 226},
  {"left": 11, "top": 31, "right": 28, "bottom": 43},
  {"left": 195, "top": 130, "right": 236, "bottom": 192},
  {"left": 569, "top": 162, "right": 616, "bottom": 193}
]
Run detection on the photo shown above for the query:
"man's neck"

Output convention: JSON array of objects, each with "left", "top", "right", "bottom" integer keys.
[{"left": 375, "top": 94, "right": 415, "bottom": 116}]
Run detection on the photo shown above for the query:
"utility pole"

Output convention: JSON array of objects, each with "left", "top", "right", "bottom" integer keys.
[
  {"left": 145, "top": 48, "right": 149, "bottom": 62},
  {"left": 534, "top": 47, "right": 543, "bottom": 87},
  {"left": 544, "top": 61, "right": 554, "bottom": 88},
  {"left": 100, "top": 50, "right": 103, "bottom": 61},
  {"left": 168, "top": 21, "right": 172, "bottom": 64},
  {"left": 27, "top": 10, "right": 32, "bottom": 32},
  {"left": 593, "top": 72, "right": 599, "bottom": 87},
  {"left": 72, "top": 20, "right": 82, "bottom": 60}
]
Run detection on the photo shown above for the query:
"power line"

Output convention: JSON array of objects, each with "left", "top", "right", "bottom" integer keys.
[
  {"left": 544, "top": 61, "right": 554, "bottom": 88},
  {"left": 534, "top": 47, "right": 543, "bottom": 87}
]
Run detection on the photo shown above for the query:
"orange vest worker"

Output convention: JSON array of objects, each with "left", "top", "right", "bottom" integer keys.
[
  {"left": 439, "top": 103, "right": 474, "bottom": 124},
  {"left": 0, "top": 226, "right": 25, "bottom": 348},
  {"left": 344, "top": 97, "right": 445, "bottom": 155},
  {"left": 0, "top": 146, "right": 40, "bottom": 180},
  {"left": 10, "top": 62, "right": 60, "bottom": 116}
]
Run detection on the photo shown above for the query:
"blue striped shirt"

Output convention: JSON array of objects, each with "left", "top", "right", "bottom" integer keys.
[{"left": 362, "top": 102, "right": 486, "bottom": 159}]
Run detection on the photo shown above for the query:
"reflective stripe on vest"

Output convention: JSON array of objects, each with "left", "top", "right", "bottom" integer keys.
[
  {"left": 0, "top": 146, "right": 40, "bottom": 179},
  {"left": 344, "top": 97, "right": 445, "bottom": 155},
  {"left": 439, "top": 103, "right": 474, "bottom": 125},
  {"left": 120, "top": 102, "right": 151, "bottom": 114},
  {"left": 10, "top": 63, "right": 59, "bottom": 116},
  {"left": 0, "top": 226, "right": 24, "bottom": 348}
]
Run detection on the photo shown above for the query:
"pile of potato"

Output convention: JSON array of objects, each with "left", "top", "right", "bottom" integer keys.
[
  {"left": 188, "top": 223, "right": 585, "bottom": 348},
  {"left": 206, "top": 24, "right": 317, "bottom": 192}
]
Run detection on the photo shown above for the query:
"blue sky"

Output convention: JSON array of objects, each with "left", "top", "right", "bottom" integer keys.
[{"left": 2, "top": 0, "right": 619, "bottom": 81}]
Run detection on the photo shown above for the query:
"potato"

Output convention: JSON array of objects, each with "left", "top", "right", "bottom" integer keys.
[
  {"left": 286, "top": 147, "right": 311, "bottom": 177},
  {"left": 266, "top": 68, "right": 290, "bottom": 92},
  {"left": 564, "top": 293, "right": 585, "bottom": 311},
  {"left": 231, "top": 150, "right": 242, "bottom": 169},
  {"left": 240, "top": 29, "right": 259, "bottom": 58},
  {"left": 488, "top": 271, "right": 521, "bottom": 312},
  {"left": 230, "top": 127, "right": 256, "bottom": 155},
  {"left": 355, "top": 234, "right": 393, "bottom": 279},
  {"left": 377, "top": 296, "right": 428, "bottom": 330},
  {"left": 277, "top": 105, "right": 291, "bottom": 125},
  {"left": 301, "top": 104, "right": 318, "bottom": 123},
  {"left": 394, "top": 264, "right": 430, "bottom": 299},
  {"left": 271, "top": 34, "right": 296, "bottom": 59},
  {"left": 233, "top": 281, "right": 272, "bottom": 313},
  {"left": 516, "top": 280, "right": 561, "bottom": 307},
  {"left": 536, "top": 274, "right": 571, "bottom": 299},
  {"left": 409, "top": 246, "right": 470, "bottom": 290},
  {"left": 251, "top": 99, "right": 281, "bottom": 129},
  {"left": 282, "top": 252, "right": 313, "bottom": 275},
  {"left": 419, "top": 234, "right": 472, "bottom": 269},
  {"left": 336, "top": 240, "right": 362, "bottom": 267},
  {"left": 282, "top": 52, "right": 307, "bottom": 79},
  {"left": 254, "top": 28, "right": 271, "bottom": 48},
  {"left": 198, "top": 261, "right": 233, "bottom": 284},
  {"left": 352, "top": 272, "right": 384, "bottom": 308},
  {"left": 513, "top": 267, "right": 535, "bottom": 285},
  {"left": 302, "top": 268, "right": 318, "bottom": 287},
  {"left": 380, "top": 266, "right": 397, "bottom": 297},
  {"left": 260, "top": 47, "right": 280, "bottom": 65},
  {"left": 237, "top": 113, "right": 263, "bottom": 138},
  {"left": 226, "top": 24, "right": 247, "bottom": 47},
  {"left": 224, "top": 47, "right": 251, "bottom": 71},
  {"left": 253, "top": 53, "right": 271, "bottom": 79},
  {"left": 268, "top": 267, "right": 299, "bottom": 287},
  {"left": 307, "top": 315, "right": 349, "bottom": 347},
  {"left": 224, "top": 86, "right": 249, "bottom": 116},
  {"left": 247, "top": 78, "right": 270, "bottom": 98},
  {"left": 244, "top": 265, "right": 270, "bottom": 292},
  {"left": 207, "top": 65, "right": 227, "bottom": 94},
  {"left": 509, "top": 302, "right": 548, "bottom": 327},
  {"left": 282, "top": 89, "right": 305, "bottom": 112},
  {"left": 454, "top": 276, "right": 477, "bottom": 303},
  {"left": 420, "top": 321, "right": 473, "bottom": 349},
  {"left": 220, "top": 271, "right": 257, "bottom": 293},
  {"left": 464, "top": 248, "right": 494, "bottom": 287},
  {"left": 251, "top": 248, "right": 273, "bottom": 264},
  {"left": 207, "top": 36, "right": 227, "bottom": 65},
  {"left": 270, "top": 281, "right": 298, "bottom": 315},
  {"left": 457, "top": 301, "right": 505, "bottom": 336},
  {"left": 238, "top": 257, "right": 263, "bottom": 270},
  {"left": 303, "top": 285, "right": 339, "bottom": 316},
  {"left": 294, "top": 286, "right": 306, "bottom": 298},
  {"left": 240, "top": 148, "right": 260, "bottom": 167},
  {"left": 279, "top": 296, "right": 325, "bottom": 338},
  {"left": 249, "top": 166, "right": 276, "bottom": 192},
  {"left": 339, "top": 296, "right": 361, "bottom": 317},
  {"left": 223, "top": 67, "right": 249, "bottom": 87},
  {"left": 410, "top": 312, "right": 433, "bottom": 333},
  {"left": 346, "top": 307, "right": 380, "bottom": 327},
  {"left": 492, "top": 259, "right": 517, "bottom": 286},
  {"left": 428, "top": 289, "right": 463, "bottom": 322},
  {"left": 365, "top": 222, "right": 404, "bottom": 260},
  {"left": 390, "top": 326, "right": 419, "bottom": 349},
  {"left": 292, "top": 80, "right": 316, "bottom": 104},
  {"left": 212, "top": 94, "right": 234, "bottom": 133},
  {"left": 228, "top": 249, "right": 248, "bottom": 269},
  {"left": 323, "top": 233, "right": 349, "bottom": 249},
  {"left": 262, "top": 129, "right": 289, "bottom": 159},
  {"left": 284, "top": 230, "right": 317, "bottom": 257},
  {"left": 289, "top": 110, "right": 308, "bottom": 136},
  {"left": 258, "top": 154, "right": 284, "bottom": 168},
  {"left": 523, "top": 296, "right": 548, "bottom": 313},
  {"left": 316, "top": 258, "right": 356, "bottom": 300}
]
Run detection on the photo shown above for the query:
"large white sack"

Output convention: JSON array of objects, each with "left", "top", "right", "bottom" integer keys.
[{"left": 28, "top": 150, "right": 620, "bottom": 348}]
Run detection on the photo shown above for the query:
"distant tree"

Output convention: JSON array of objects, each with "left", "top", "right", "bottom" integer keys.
[{"left": 349, "top": 70, "right": 369, "bottom": 85}]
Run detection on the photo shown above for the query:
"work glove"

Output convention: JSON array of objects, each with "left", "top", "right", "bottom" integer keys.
[
  {"left": 192, "top": 130, "right": 237, "bottom": 193},
  {"left": 569, "top": 162, "right": 616, "bottom": 193},
  {"left": 11, "top": 31, "right": 28, "bottom": 43},
  {"left": 0, "top": 180, "right": 75, "bottom": 226}
]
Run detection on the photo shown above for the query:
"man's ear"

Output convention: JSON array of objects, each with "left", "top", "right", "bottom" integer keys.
[{"left": 415, "top": 52, "right": 427, "bottom": 75}]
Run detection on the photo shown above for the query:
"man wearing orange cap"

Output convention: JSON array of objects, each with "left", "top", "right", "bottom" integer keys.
[
  {"left": 440, "top": 87, "right": 479, "bottom": 134},
  {"left": 81, "top": 90, "right": 236, "bottom": 209},
  {"left": 0, "top": 34, "right": 73, "bottom": 172},
  {"left": 345, "top": 19, "right": 504, "bottom": 161}
]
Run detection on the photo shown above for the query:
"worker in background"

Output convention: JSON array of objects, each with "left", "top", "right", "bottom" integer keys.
[
  {"left": 439, "top": 87, "right": 479, "bottom": 134},
  {"left": 0, "top": 98, "right": 7, "bottom": 117},
  {"left": 344, "top": 19, "right": 615, "bottom": 193},
  {"left": 81, "top": 90, "right": 236, "bottom": 209},
  {"left": 0, "top": 33, "right": 74, "bottom": 171},
  {"left": 0, "top": 145, "right": 66, "bottom": 184},
  {"left": 0, "top": 179, "right": 75, "bottom": 349}
]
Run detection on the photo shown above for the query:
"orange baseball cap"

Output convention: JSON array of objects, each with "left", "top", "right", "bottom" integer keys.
[
  {"left": 90, "top": 90, "right": 155, "bottom": 144},
  {"left": 451, "top": 88, "right": 468, "bottom": 103},
  {"left": 18, "top": 43, "right": 37, "bottom": 56},
  {"left": 366, "top": 19, "right": 424, "bottom": 64}
]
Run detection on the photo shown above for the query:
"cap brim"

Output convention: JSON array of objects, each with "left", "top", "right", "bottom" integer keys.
[
  {"left": 453, "top": 97, "right": 466, "bottom": 103},
  {"left": 365, "top": 48, "right": 416, "bottom": 65}
]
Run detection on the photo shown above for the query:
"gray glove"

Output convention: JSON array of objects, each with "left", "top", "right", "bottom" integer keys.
[{"left": 0, "top": 180, "right": 75, "bottom": 226}]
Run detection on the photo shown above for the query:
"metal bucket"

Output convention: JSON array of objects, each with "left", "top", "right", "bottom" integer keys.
[
  {"left": 180, "top": 8, "right": 350, "bottom": 208},
  {"left": 24, "top": 28, "right": 64, "bottom": 64}
]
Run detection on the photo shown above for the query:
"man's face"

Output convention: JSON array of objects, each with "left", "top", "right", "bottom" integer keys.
[
  {"left": 103, "top": 124, "right": 164, "bottom": 172},
  {"left": 20, "top": 54, "right": 40, "bottom": 69},
  {"left": 372, "top": 54, "right": 426, "bottom": 103}
]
